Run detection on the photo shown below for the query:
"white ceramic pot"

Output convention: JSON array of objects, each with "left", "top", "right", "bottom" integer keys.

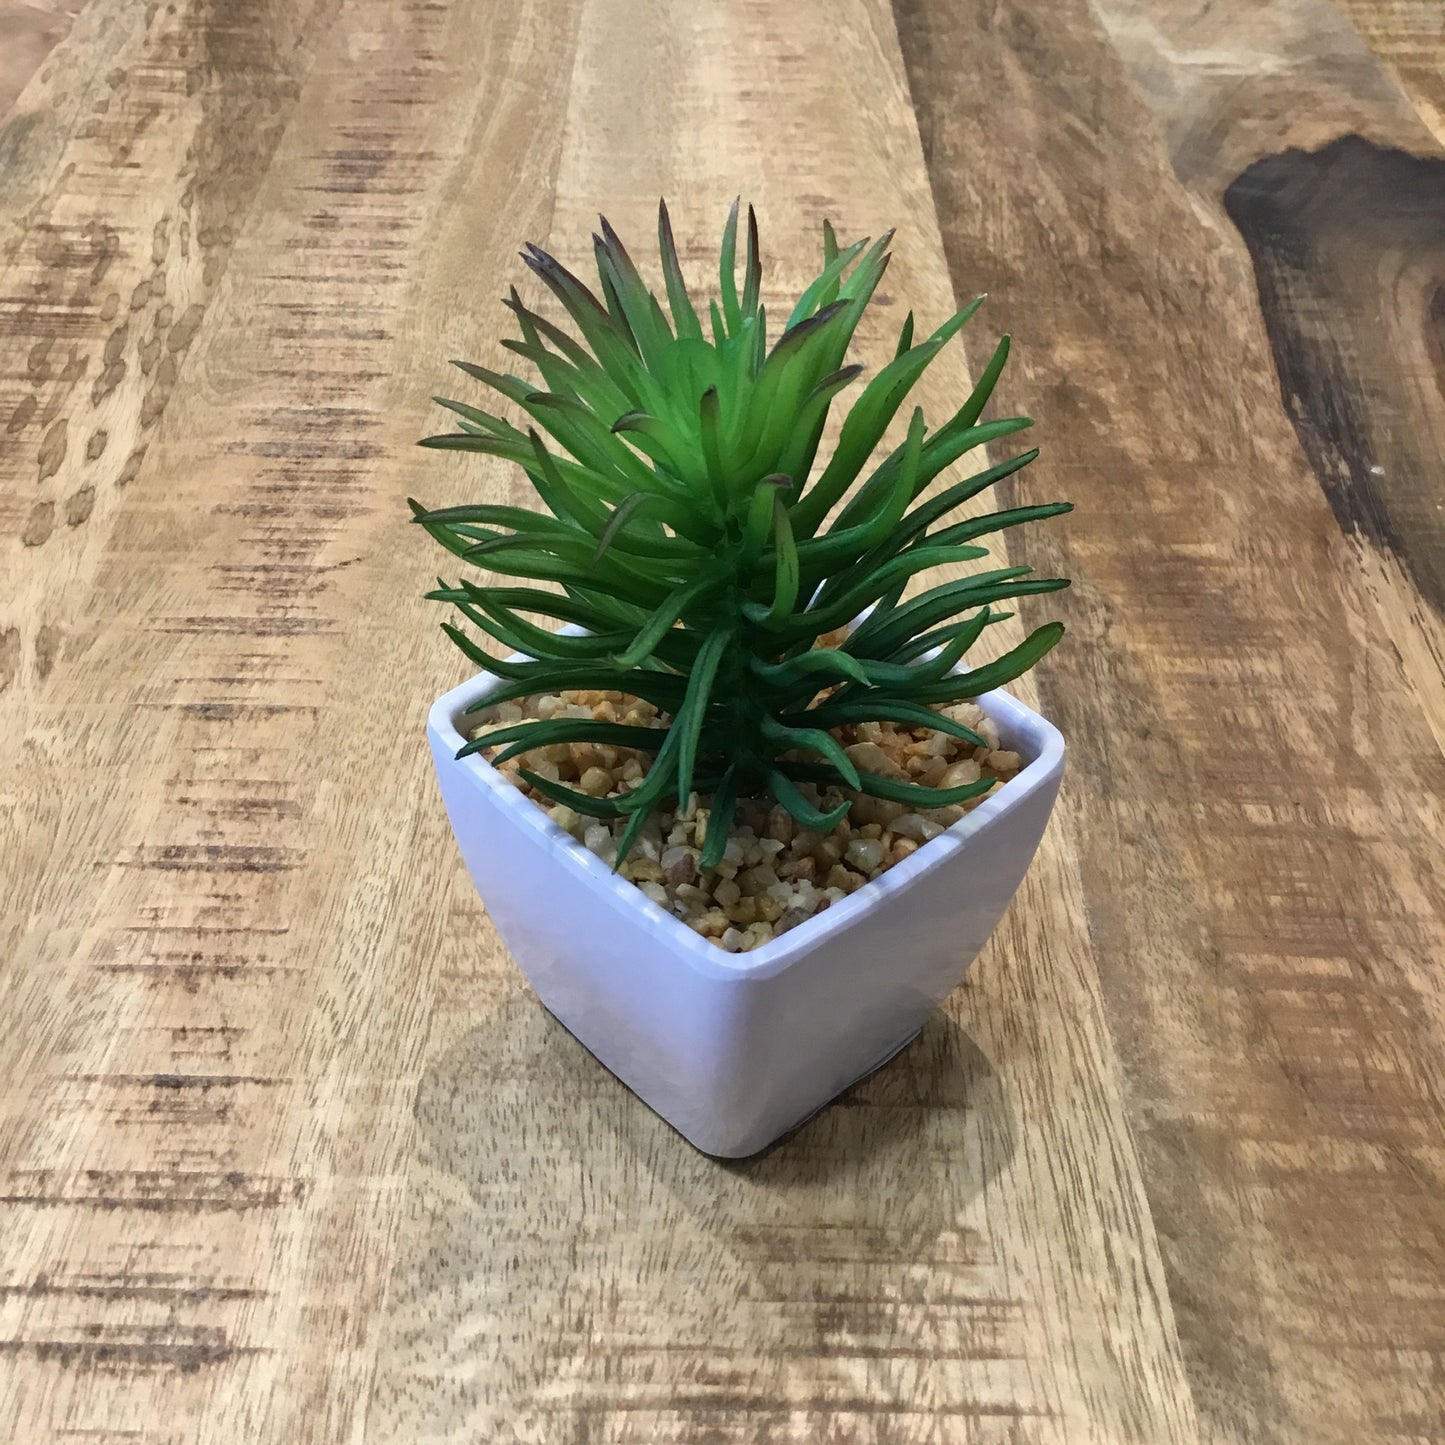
[{"left": 427, "top": 669, "right": 1064, "bottom": 1157}]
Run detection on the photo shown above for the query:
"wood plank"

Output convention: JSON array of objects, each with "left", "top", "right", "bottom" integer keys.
[
  {"left": 0, "top": 0, "right": 338, "bottom": 707},
  {"left": 1083, "top": 0, "right": 1445, "bottom": 758},
  {"left": 1336, "top": 0, "right": 1445, "bottom": 142},
  {"left": 895, "top": 0, "right": 1445, "bottom": 1440},
  {"left": 0, "top": 1, "right": 87, "bottom": 124},
  {"left": 0, "top": 0, "right": 581, "bottom": 1439},
  {"left": 366, "top": 1, "right": 1198, "bottom": 1441}
]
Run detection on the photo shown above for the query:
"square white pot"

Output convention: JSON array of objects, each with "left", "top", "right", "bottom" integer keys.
[{"left": 428, "top": 669, "right": 1064, "bottom": 1157}]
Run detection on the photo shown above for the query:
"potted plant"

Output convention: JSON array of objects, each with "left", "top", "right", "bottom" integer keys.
[{"left": 414, "top": 202, "right": 1070, "bottom": 1157}]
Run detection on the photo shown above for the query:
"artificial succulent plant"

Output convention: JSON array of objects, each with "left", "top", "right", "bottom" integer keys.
[{"left": 412, "top": 201, "right": 1070, "bottom": 868}]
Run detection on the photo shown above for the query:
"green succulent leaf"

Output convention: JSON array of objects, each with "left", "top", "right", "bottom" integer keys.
[{"left": 413, "top": 201, "right": 1072, "bottom": 864}]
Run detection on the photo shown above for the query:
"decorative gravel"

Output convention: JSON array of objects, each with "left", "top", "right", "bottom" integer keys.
[{"left": 469, "top": 692, "right": 1023, "bottom": 952}]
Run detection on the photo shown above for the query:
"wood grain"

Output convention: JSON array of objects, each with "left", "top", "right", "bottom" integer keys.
[
  {"left": 1, "top": 0, "right": 1442, "bottom": 1440},
  {"left": 896, "top": 0, "right": 1445, "bottom": 1441}
]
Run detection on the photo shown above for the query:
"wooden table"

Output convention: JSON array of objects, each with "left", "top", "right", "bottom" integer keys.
[{"left": 2, "top": 1, "right": 1442, "bottom": 1440}]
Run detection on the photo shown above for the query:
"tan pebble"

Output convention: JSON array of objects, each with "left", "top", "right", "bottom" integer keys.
[
  {"left": 592, "top": 700, "right": 618, "bottom": 723},
  {"left": 536, "top": 694, "right": 563, "bottom": 719},
  {"left": 859, "top": 823, "right": 883, "bottom": 841},
  {"left": 714, "top": 878, "right": 742, "bottom": 908},
  {"left": 578, "top": 766, "right": 612, "bottom": 796},
  {"left": 675, "top": 882, "right": 710, "bottom": 907},
  {"left": 550, "top": 804, "right": 580, "bottom": 833},
  {"left": 855, "top": 721, "right": 883, "bottom": 744},
  {"left": 989, "top": 749, "right": 1023, "bottom": 773},
  {"left": 779, "top": 855, "right": 817, "bottom": 882},
  {"left": 720, "top": 926, "right": 746, "bottom": 953},
  {"left": 571, "top": 742, "right": 601, "bottom": 772},
  {"left": 726, "top": 897, "right": 759, "bottom": 926},
  {"left": 583, "top": 823, "right": 612, "bottom": 854},
  {"left": 639, "top": 881, "right": 669, "bottom": 906},
  {"left": 843, "top": 740, "right": 907, "bottom": 780},
  {"left": 765, "top": 806, "right": 795, "bottom": 844},
  {"left": 889, "top": 838, "right": 920, "bottom": 865},
  {"left": 631, "top": 859, "right": 664, "bottom": 884},
  {"left": 757, "top": 895, "right": 784, "bottom": 924},
  {"left": 825, "top": 863, "right": 853, "bottom": 892},
  {"left": 814, "top": 836, "right": 844, "bottom": 868},
  {"left": 698, "top": 908, "right": 729, "bottom": 937},
  {"left": 941, "top": 759, "right": 981, "bottom": 789}
]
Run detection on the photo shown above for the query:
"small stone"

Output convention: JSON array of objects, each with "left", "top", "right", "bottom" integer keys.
[
  {"left": 889, "top": 838, "right": 920, "bottom": 866},
  {"left": 765, "top": 806, "right": 795, "bottom": 844},
  {"left": 579, "top": 766, "right": 613, "bottom": 796},
  {"left": 844, "top": 740, "right": 905, "bottom": 779},
  {"left": 720, "top": 927, "right": 746, "bottom": 953},
  {"left": 583, "top": 823, "right": 613, "bottom": 855},
  {"left": 740, "top": 863, "right": 778, "bottom": 895},
  {"left": 714, "top": 878, "right": 742, "bottom": 908},
  {"left": 825, "top": 863, "right": 853, "bottom": 893},
  {"left": 726, "top": 896, "right": 759, "bottom": 926},
  {"left": 989, "top": 749, "right": 1023, "bottom": 773},
  {"left": 776, "top": 905, "right": 815, "bottom": 936},
  {"left": 639, "top": 881, "right": 669, "bottom": 906},
  {"left": 549, "top": 805, "right": 580, "bottom": 833},
  {"left": 779, "top": 855, "right": 817, "bottom": 882},
  {"left": 940, "top": 759, "right": 981, "bottom": 789},
  {"left": 845, "top": 838, "right": 886, "bottom": 873},
  {"left": 661, "top": 845, "right": 697, "bottom": 887},
  {"left": 894, "top": 813, "right": 945, "bottom": 844},
  {"left": 698, "top": 908, "right": 729, "bottom": 937}
]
